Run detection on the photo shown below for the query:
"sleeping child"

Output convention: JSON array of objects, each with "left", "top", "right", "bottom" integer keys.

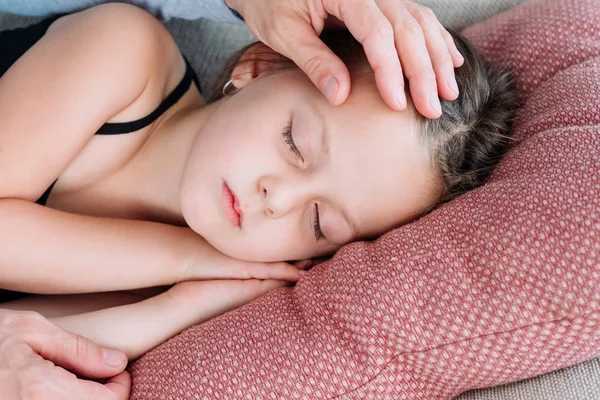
[{"left": 0, "top": 3, "right": 517, "bottom": 359}]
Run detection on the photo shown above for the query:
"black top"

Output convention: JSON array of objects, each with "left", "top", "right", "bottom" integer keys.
[
  {"left": 0, "top": 15, "right": 202, "bottom": 303},
  {"left": 0, "top": 14, "right": 202, "bottom": 207}
]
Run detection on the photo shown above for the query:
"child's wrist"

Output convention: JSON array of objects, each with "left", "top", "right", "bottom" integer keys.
[{"left": 173, "top": 230, "right": 215, "bottom": 283}]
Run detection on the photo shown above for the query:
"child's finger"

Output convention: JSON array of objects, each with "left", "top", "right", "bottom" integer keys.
[
  {"left": 242, "top": 261, "right": 305, "bottom": 282},
  {"left": 293, "top": 259, "right": 313, "bottom": 270}
]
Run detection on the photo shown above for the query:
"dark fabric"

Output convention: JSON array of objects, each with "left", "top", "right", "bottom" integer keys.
[
  {"left": 0, "top": 15, "right": 61, "bottom": 74},
  {"left": 0, "top": 289, "right": 32, "bottom": 303}
]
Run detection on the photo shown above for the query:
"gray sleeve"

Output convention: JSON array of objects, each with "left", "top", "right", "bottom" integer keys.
[{"left": 0, "top": 0, "right": 243, "bottom": 23}]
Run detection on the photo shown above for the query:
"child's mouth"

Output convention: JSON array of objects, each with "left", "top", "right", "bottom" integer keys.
[{"left": 222, "top": 181, "right": 242, "bottom": 228}]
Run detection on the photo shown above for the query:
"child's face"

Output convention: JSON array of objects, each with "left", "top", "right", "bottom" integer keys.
[{"left": 180, "top": 69, "right": 438, "bottom": 262}]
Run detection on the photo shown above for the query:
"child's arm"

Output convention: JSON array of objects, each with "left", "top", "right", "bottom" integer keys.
[
  {"left": 47, "top": 279, "right": 289, "bottom": 360},
  {"left": 0, "top": 199, "right": 202, "bottom": 294},
  {"left": 0, "top": 200, "right": 303, "bottom": 294}
]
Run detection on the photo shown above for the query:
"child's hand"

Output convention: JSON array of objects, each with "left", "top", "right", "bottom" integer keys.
[
  {"left": 143, "top": 278, "right": 293, "bottom": 336},
  {"left": 180, "top": 246, "right": 311, "bottom": 283},
  {"left": 167, "top": 278, "right": 291, "bottom": 311}
]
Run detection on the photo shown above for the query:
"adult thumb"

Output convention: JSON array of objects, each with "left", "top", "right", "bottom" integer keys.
[
  {"left": 25, "top": 316, "right": 127, "bottom": 379},
  {"left": 275, "top": 22, "right": 351, "bottom": 106}
]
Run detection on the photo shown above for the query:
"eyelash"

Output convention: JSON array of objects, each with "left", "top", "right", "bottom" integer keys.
[
  {"left": 313, "top": 204, "right": 325, "bottom": 242},
  {"left": 282, "top": 123, "right": 304, "bottom": 162}
]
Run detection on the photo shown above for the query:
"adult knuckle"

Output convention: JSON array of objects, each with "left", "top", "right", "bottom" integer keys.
[
  {"left": 19, "top": 372, "right": 55, "bottom": 400},
  {"left": 372, "top": 19, "right": 394, "bottom": 41},
  {"left": 415, "top": 6, "right": 435, "bottom": 23},
  {"left": 74, "top": 334, "right": 91, "bottom": 362},
  {"left": 302, "top": 54, "right": 326, "bottom": 79},
  {"left": 2, "top": 310, "right": 45, "bottom": 333},
  {"left": 399, "top": 16, "right": 422, "bottom": 37},
  {"left": 440, "top": 28, "right": 454, "bottom": 42},
  {"left": 437, "top": 53, "right": 454, "bottom": 70}
]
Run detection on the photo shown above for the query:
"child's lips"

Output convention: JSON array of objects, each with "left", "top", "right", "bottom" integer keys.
[
  {"left": 233, "top": 196, "right": 243, "bottom": 221},
  {"left": 222, "top": 181, "right": 243, "bottom": 228}
]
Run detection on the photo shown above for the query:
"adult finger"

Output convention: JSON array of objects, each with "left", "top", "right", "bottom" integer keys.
[
  {"left": 439, "top": 23, "right": 465, "bottom": 68},
  {"left": 74, "top": 370, "right": 131, "bottom": 400},
  {"left": 269, "top": 15, "right": 351, "bottom": 106},
  {"left": 403, "top": 2, "right": 459, "bottom": 102},
  {"left": 375, "top": 0, "right": 441, "bottom": 118},
  {"left": 19, "top": 311, "right": 127, "bottom": 379},
  {"left": 323, "top": 0, "right": 406, "bottom": 110},
  {"left": 102, "top": 370, "right": 132, "bottom": 399}
]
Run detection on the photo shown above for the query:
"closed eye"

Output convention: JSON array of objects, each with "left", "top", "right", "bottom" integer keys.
[
  {"left": 313, "top": 203, "right": 325, "bottom": 242},
  {"left": 282, "top": 123, "right": 304, "bottom": 162}
]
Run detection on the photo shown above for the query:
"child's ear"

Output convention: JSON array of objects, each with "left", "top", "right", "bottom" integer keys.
[{"left": 230, "top": 42, "right": 291, "bottom": 90}]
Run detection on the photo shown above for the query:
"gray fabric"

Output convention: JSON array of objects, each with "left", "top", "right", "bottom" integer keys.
[
  {"left": 458, "top": 357, "right": 600, "bottom": 400},
  {"left": 0, "top": 0, "right": 240, "bottom": 22},
  {"left": 416, "top": 0, "right": 528, "bottom": 30},
  {"left": 1, "top": 0, "right": 599, "bottom": 398},
  {"left": 0, "top": 0, "right": 527, "bottom": 27},
  {"left": 0, "top": 13, "right": 249, "bottom": 94}
]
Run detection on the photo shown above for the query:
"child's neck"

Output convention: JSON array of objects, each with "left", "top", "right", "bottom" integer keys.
[{"left": 116, "top": 102, "right": 216, "bottom": 227}]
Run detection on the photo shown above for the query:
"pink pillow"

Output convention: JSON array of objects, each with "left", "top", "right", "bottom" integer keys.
[{"left": 130, "top": 0, "right": 600, "bottom": 398}]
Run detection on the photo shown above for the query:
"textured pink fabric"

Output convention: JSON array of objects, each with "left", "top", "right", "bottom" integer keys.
[{"left": 130, "top": 0, "right": 600, "bottom": 398}]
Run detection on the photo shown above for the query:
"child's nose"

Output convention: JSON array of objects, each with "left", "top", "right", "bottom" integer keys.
[{"left": 259, "top": 176, "right": 310, "bottom": 219}]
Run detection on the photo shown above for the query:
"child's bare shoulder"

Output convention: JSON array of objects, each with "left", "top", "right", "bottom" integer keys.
[
  {"left": 48, "top": 3, "right": 178, "bottom": 67},
  {"left": 0, "top": 3, "right": 184, "bottom": 202}
]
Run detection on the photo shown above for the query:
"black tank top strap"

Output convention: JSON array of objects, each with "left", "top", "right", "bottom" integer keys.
[
  {"left": 96, "top": 56, "right": 201, "bottom": 135},
  {"left": 36, "top": 180, "right": 58, "bottom": 206}
]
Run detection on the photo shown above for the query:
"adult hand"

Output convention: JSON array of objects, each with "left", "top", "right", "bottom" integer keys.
[
  {"left": 0, "top": 309, "right": 130, "bottom": 399},
  {"left": 226, "top": 0, "right": 464, "bottom": 119}
]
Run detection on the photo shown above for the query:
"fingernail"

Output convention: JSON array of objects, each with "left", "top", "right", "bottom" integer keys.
[
  {"left": 299, "top": 270, "right": 307, "bottom": 277},
  {"left": 103, "top": 348, "right": 127, "bottom": 367},
  {"left": 396, "top": 87, "right": 407, "bottom": 109},
  {"left": 455, "top": 50, "right": 465, "bottom": 64},
  {"left": 322, "top": 76, "right": 339, "bottom": 104},
  {"left": 448, "top": 77, "right": 459, "bottom": 96},
  {"left": 430, "top": 93, "right": 442, "bottom": 116}
]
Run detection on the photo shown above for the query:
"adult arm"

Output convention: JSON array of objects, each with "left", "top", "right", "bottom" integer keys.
[{"left": 0, "top": 309, "right": 130, "bottom": 399}]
